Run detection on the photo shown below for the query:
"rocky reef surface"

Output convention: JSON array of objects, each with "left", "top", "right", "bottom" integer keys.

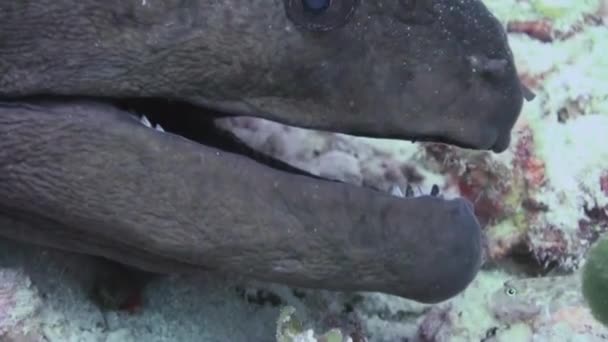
[{"left": 2, "top": 0, "right": 608, "bottom": 341}]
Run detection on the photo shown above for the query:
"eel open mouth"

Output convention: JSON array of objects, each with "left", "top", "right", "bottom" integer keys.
[
  {"left": 114, "top": 97, "right": 440, "bottom": 197},
  {"left": 116, "top": 97, "right": 340, "bottom": 185}
]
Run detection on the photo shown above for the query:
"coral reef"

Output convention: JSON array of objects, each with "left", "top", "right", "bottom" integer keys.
[
  {"left": 0, "top": 268, "right": 43, "bottom": 341},
  {"left": 276, "top": 306, "right": 350, "bottom": 342}
]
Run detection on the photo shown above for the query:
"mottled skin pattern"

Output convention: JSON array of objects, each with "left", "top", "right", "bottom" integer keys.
[{"left": 0, "top": 0, "right": 524, "bottom": 303}]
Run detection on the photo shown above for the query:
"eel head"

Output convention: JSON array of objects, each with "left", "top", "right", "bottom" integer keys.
[{"left": 0, "top": 0, "right": 529, "bottom": 303}]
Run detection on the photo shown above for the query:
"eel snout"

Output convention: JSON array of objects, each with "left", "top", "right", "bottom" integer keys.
[{"left": 0, "top": 100, "right": 482, "bottom": 303}]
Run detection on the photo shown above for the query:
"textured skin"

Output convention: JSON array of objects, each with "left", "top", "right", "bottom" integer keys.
[
  {"left": 0, "top": 0, "right": 523, "bottom": 303},
  {"left": 0, "top": 0, "right": 523, "bottom": 151}
]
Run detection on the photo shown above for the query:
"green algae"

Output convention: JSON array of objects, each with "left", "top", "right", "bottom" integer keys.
[{"left": 582, "top": 237, "right": 608, "bottom": 327}]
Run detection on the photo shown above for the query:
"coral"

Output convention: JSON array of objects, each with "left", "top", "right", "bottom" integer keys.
[
  {"left": 485, "top": 0, "right": 601, "bottom": 33},
  {"left": 524, "top": 112, "right": 608, "bottom": 270},
  {"left": 421, "top": 143, "right": 514, "bottom": 228},
  {"left": 276, "top": 306, "right": 305, "bottom": 342},
  {"left": 582, "top": 237, "right": 608, "bottom": 326},
  {"left": 0, "top": 268, "right": 42, "bottom": 340},
  {"left": 408, "top": 268, "right": 608, "bottom": 341},
  {"left": 482, "top": 0, "right": 608, "bottom": 270},
  {"left": 507, "top": 19, "right": 554, "bottom": 42},
  {"left": 275, "top": 306, "right": 353, "bottom": 342}
]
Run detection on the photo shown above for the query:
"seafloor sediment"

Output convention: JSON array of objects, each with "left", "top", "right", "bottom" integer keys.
[{"left": 1, "top": 0, "right": 608, "bottom": 341}]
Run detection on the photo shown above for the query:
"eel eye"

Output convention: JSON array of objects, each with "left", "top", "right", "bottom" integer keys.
[
  {"left": 505, "top": 287, "right": 517, "bottom": 296},
  {"left": 284, "top": 0, "right": 359, "bottom": 32},
  {"left": 302, "top": 0, "right": 331, "bottom": 14}
]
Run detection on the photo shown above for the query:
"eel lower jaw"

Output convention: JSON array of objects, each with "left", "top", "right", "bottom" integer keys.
[
  {"left": 120, "top": 100, "right": 484, "bottom": 302},
  {"left": 0, "top": 98, "right": 483, "bottom": 302}
]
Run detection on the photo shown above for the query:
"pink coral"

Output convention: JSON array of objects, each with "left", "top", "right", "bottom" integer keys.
[{"left": 513, "top": 124, "right": 546, "bottom": 189}]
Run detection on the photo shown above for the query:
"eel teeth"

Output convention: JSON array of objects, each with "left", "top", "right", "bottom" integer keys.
[
  {"left": 390, "top": 184, "right": 441, "bottom": 198},
  {"left": 139, "top": 115, "right": 165, "bottom": 132},
  {"left": 140, "top": 115, "right": 152, "bottom": 128},
  {"left": 389, "top": 185, "right": 405, "bottom": 198}
]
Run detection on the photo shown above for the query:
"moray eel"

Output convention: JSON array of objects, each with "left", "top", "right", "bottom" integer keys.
[{"left": 0, "top": 0, "right": 527, "bottom": 303}]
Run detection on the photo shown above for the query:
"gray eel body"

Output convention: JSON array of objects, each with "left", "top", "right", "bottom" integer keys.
[{"left": 0, "top": 0, "right": 525, "bottom": 303}]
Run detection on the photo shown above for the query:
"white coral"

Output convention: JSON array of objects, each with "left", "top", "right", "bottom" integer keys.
[{"left": 0, "top": 268, "right": 42, "bottom": 338}]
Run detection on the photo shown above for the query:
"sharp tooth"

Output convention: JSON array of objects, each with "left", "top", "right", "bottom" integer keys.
[
  {"left": 405, "top": 184, "right": 415, "bottom": 198},
  {"left": 140, "top": 115, "right": 152, "bottom": 128},
  {"left": 390, "top": 185, "right": 405, "bottom": 198},
  {"left": 154, "top": 123, "right": 165, "bottom": 132}
]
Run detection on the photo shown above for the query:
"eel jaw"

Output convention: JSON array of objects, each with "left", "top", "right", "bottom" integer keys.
[
  {"left": 141, "top": 107, "right": 442, "bottom": 199},
  {"left": 136, "top": 112, "right": 440, "bottom": 199},
  {"left": 117, "top": 97, "right": 446, "bottom": 196}
]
